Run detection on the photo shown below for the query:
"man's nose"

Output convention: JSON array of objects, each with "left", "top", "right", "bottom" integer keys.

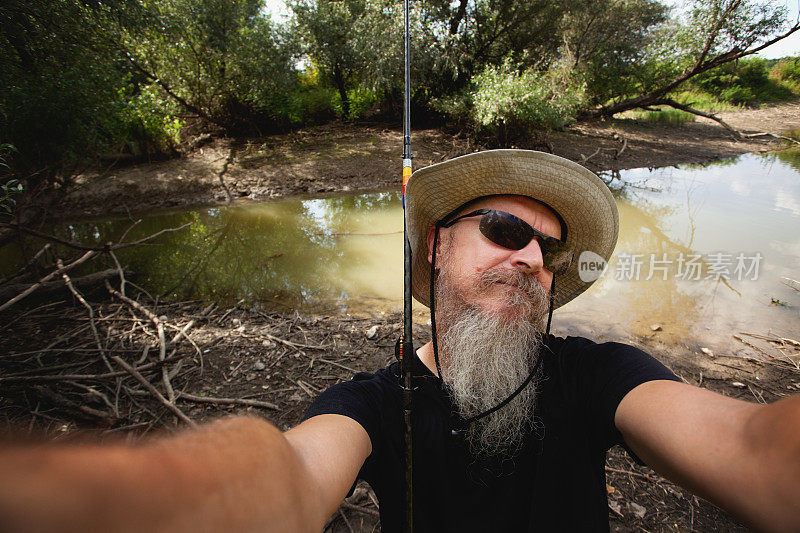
[{"left": 508, "top": 239, "right": 544, "bottom": 273}]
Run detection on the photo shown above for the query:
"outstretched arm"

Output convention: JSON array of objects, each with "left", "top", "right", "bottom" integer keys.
[
  {"left": 0, "top": 414, "right": 370, "bottom": 532},
  {"left": 616, "top": 380, "right": 800, "bottom": 533}
]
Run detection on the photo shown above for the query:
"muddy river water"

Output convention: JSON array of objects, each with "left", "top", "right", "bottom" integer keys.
[{"left": 3, "top": 151, "right": 799, "bottom": 356}]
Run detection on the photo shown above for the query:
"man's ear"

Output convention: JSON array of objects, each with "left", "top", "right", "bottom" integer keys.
[
  {"left": 427, "top": 226, "right": 436, "bottom": 263},
  {"left": 426, "top": 226, "right": 438, "bottom": 264},
  {"left": 426, "top": 225, "right": 450, "bottom": 264}
]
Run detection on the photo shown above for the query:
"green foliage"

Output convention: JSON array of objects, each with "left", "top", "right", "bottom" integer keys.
[
  {"left": 471, "top": 57, "right": 586, "bottom": 132},
  {"left": 771, "top": 58, "right": 800, "bottom": 86},
  {"left": 633, "top": 108, "right": 696, "bottom": 126},
  {"left": 290, "top": 0, "right": 397, "bottom": 119},
  {"left": 669, "top": 90, "right": 740, "bottom": 113},
  {"left": 563, "top": 0, "right": 670, "bottom": 106},
  {"left": 692, "top": 58, "right": 796, "bottom": 106},
  {"left": 109, "top": 84, "right": 184, "bottom": 156},
  {"left": 0, "top": 1, "right": 131, "bottom": 178},
  {"left": 0, "top": 0, "right": 189, "bottom": 188},
  {"left": 283, "top": 86, "right": 339, "bottom": 124},
  {"left": 0, "top": 179, "right": 24, "bottom": 214},
  {"left": 130, "top": 0, "right": 302, "bottom": 132}
]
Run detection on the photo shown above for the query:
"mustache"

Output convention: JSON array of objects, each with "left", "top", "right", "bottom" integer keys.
[{"left": 477, "top": 268, "right": 546, "bottom": 299}]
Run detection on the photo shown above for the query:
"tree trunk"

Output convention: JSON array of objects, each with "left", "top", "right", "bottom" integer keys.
[{"left": 333, "top": 65, "right": 350, "bottom": 119}]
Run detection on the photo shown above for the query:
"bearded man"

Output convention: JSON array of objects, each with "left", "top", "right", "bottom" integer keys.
[
  {"left": 300, "top": 151, "right": 684, "bottom": 531},
  {"left": 1, "top": 150, "right": 799, "bottom": 532}
]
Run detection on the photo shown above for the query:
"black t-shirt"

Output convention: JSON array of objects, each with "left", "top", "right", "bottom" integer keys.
[{"left": 304, "top": 335, "right": 680, "bottom": 532}]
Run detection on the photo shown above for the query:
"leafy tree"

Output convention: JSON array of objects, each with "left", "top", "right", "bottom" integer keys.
[
  {"left": 560, "top": 0, "right": 669, "bottom": 106},
  {"left": 0, "top": 0, "right": 144, "bottom": 187},
  {"left": 583, "top": 0, "right": 800, "bottom": 119},
  {"left": 289, "top": 0, "right": 398, "bottom": 119},
  {"left": 127, "top": 0, "right": 301, "bottom": 132},
  {"left": 411, "top": 0, "right": 565, "bottom": 98}
]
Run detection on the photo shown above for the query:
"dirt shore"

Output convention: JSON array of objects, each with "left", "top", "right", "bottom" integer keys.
[
  {"left": 4, "top": 104, "right": 800, "bottom": 531},
  {"left": 57, "top": 103, "right": 800, "bottom": 219}
]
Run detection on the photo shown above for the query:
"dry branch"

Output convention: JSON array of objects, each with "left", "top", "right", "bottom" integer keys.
[
  {"left": 57, "top": 260, "right": 112, "bottom": 372},
  {"left": 0, "top": 268, "right": 123, "bottom": 303},
  {"left": 111, "top": 356, "right": 197, "bottom": 428},
  {"left": 106, "top": 282, "right": 174, "bottom": 402},
  {"left": 0, "top": 243, "right": 51, "bottom": 285},
  {"left": 0, "top": 353, "right": 191, "bottom": 383},
  {"left": 177, "top": 392, "right": 278, "bottom": 411},
  {"left": 340, "top": 501, "right": 380, "bottom": 518},
  {"left": 0, "top": 222, "right": 191, "bottom": 252},
  {"left": 0, "top": 250, "right": 96, "bottom": 312}
]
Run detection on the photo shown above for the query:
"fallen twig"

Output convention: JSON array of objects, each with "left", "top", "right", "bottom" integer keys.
[
  {"left": 742, "top": 131, "right": 800, "bottom": 145},
  {"left": 0, "top": 243, "right": 51, "bottom": 285},
  {"left": 338, "top": 508, "right": 355, "bottom": 533},
  {"left": 177, "top": 392, "right": 278, "bottom": 410},
  {"left": 0, "top": 250, "right": 97, "bottom": 312},
  {"left": 58, "top": 260, "right": 113, "bottom": 372},
  {"left": 34, "top": 386, "right": 113, "bottom": 421},
  {"left": 318, "top": 358, "right": 360, "bottom": 373},
  {"left": 263, "top": 332, "right": 330, "bottom": 350},
  {"left": 111, "top": 356, "right": 196, "bottom": 428},
  {"left": 782, "top": 277, "right": 800, "bottom": 292},
  {"left": 107, "top": 282, "right": 174, "bottom": 402},
  {"left": 605, "top": 466, "right": 658, "bottom": 482},
  {"left": 615, "top": 137, "right": 628, "bottom": 159}
]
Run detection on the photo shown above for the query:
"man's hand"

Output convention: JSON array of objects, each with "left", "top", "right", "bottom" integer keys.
[
  {"left": 616, "top": 381, "right": 800, "bottom": 533},
  {"left": 0, "top": 415, "right": 370, "bottom": 532}
]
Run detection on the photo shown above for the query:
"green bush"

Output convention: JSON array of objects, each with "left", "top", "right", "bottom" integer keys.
[
  {"left": 471, "top": 57, "right": 586, "bottom": 132},
  {"left": 331, "top": 87, "right": 378, "bottom": 120},
  {"left": 692, "top": 58, "right": 796, "bottom": 106},
  {"left": 107, "top": 84, "right": 183, "bottom": 156},
  {"left": 280, "top": 86, "right": 338, "bottom": 125},
  {"left": 771, "top": 59, "right": 800, "bottom": 85}
]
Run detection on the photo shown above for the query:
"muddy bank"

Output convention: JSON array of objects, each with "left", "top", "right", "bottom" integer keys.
[{"left": 55, "top": 103, "right": 800, "bottom": 219}]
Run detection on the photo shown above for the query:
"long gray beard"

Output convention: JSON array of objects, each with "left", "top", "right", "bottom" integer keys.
[{"left": 436, "top": 267, "right": 550, "bottom": 457}]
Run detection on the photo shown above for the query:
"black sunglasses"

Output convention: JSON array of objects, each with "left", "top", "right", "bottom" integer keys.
[{"left": 439, "top": 209, "right": 573, "bottom": 273}]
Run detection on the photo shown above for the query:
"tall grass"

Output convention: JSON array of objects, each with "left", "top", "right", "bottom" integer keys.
[{"left": 631, "top": 108, "right": 696, "bottom": 125}]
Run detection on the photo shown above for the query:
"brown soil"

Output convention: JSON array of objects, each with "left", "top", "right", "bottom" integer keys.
[
  {"left": 4, "top": 104, "right": 800, "bottom": 531},
  {"left": 56, "top": 103, "right": 800, "bottom": 219}
]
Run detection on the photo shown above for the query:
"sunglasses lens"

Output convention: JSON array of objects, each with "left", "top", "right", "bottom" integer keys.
[
  {"left": 541, "top": 242, "right": 573, "bottom": 274},
  {"left": 478, "top": 210, "right": 573, "bottom": 273},
  {"left": 479, "top": 211, "right": 533, "bottom": 250}
]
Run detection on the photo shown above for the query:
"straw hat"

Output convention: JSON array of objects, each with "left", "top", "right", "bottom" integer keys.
[{"left": 405, "top": 149, "right": 618, "bottom": 309}]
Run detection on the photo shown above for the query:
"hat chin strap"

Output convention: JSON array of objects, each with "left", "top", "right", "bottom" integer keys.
[{"left": 429, "top": 224, "right": 552, "bottom": 428}]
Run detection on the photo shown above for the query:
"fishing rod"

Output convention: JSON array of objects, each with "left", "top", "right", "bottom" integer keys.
[{"left": 400, "top": 0, "right": 414, "bottom": 530}]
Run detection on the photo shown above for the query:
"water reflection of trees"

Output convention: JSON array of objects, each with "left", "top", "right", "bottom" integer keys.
[
  {"left": 763, "top": 148, "right": 800, "bottom": 174},
  {"left": 20, "top": 191, "right": 404, "bottom": 308}
]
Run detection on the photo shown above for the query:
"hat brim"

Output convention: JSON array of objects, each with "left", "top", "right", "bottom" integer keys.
[{"left": 405, "top": 149, "right": 618, "bottom": 309}]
